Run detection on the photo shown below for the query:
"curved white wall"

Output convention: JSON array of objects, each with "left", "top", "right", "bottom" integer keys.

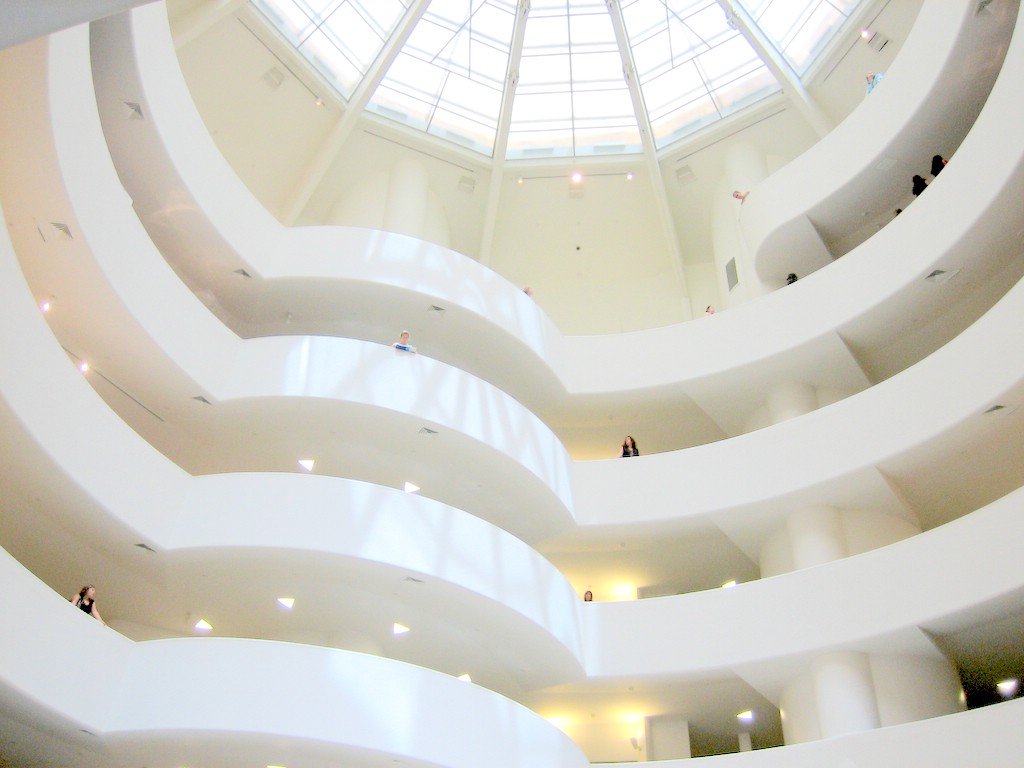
[
  {"left": 0, "top": 546, "right": 589, "bottom": 768},
  {"left": 37, "top": 6, "right": 1023, "bottom": 546},
  {"left": 90, "top": 0, "right": 1023, "bottom": 442},
  {"left": 581, "top": 485, "right": 1024, "bottom": 680},
  {"left": 0, "top": 196, "right": 585, "bottom": 685},
  {"left": 741, "top": 0, "right": 1014, "bottom": 284},
  {"left": 1, "top": 2, "right": 1023, "bottom": 766},
  {"left": 41, "top": 24, "right": 576, "bottom": 537}
]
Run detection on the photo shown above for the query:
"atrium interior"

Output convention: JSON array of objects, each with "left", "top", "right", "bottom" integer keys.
[{"left": 1, "top": 0, "right": 1023, "bottom": 766}]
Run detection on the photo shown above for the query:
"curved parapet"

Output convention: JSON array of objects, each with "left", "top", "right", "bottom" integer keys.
[
  {"left": 742, "top": 0, "right": 1015, "bottom": 285},
  {"left": 87, "top": 2, "right": 1024, "bottom": 449},
  {"left": 0, "top": 546, "right": 588, "bottom": 768},
  {"left": 569, "top": 267, "right": 1024, "bottom": 553},
  {"left": 20, "top": 24, "right": 575, "bottom": 539},
  {"left": 0, "top": 200, "right": 584, "bottom": 691},
  {"left": 91, "top": 5, "right": 566, "bottom": 411},
  {"left": 581, "top": 485, "right": 1024, "bottom": 682}
]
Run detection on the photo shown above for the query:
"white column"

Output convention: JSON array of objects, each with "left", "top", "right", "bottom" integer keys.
[
  {"left": 766, "top": 381, "right": 818, "bottom": 423},
  {"left": 787, "top": 505, "right": 846, "bottom": 569},
  {"left": 383, "top": 159, "right": 429, "bottom": 239},
  {"left": 811, "top": 651, "right": 881, "bottom": 738}
]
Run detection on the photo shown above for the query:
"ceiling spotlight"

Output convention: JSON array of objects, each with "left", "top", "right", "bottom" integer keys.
[
  {"left": 722, "top": 580, "right": 737, "bottom": 589},
  {"left": 996, "top": 678, "right": 1020, "bottom": 698},
  {"left": 39, "top": 297, "right": 53, "bottom": 313},
  {"left": 393, "top": 622, "right": 411, "bottom": 635},
  {"left": 736, "top": 710, "right": 754, "bottom": 722},
  {"left": 403, "top": 481, "right": 420, "bottom": 494},
  {"left": 983, "top": 404, "right": 1018, "bottom": 416},
  {"left": 457, "top": 673, "right": 472, "bottom": 682},
  {"left": 924, "top": 268, "right": 960, "bottom": 284},
  {"left": 570, "top": 172, "right": 583, "bottom": 184},
  {"left": 298, "top": 459, "right": 315, "bottom": 472},
  {"left": 314, "top": 97, "right": 324, "bottom": 107},
  {"left": 277, "top": 597, "right": 295, "bottom": 609},
  {"left": 194, "top": 619, "right": 213, "bottom": 631},
  {"left": 626, "top": 172, "right": 634, "bottom": 181},
  {"left": 516, "top": 176, "right": 524, "bottom": 185},
  {"left": 78, "top": 361, "right": 89, "bottom": 373}
]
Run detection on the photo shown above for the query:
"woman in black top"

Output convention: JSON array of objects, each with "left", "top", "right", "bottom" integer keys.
[
  {"left": 621, "top": 436, "right": 639, "bottom": 457},
  {"left": 931, "top": 154, "right": 947, "bottom": 176},
  {"left": 68, "top": 584, "right": 106, "bottom": 625},
  {"left": 912, "top": 175, "right": 928, "bottom": 196}
]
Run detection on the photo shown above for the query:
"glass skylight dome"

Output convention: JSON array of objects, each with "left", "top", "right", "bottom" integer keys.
[{"left": 253, "top": 0, "right": 863, "bottom": 159}]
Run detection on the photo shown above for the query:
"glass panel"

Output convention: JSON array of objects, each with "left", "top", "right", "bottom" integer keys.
[
  {"left": 737, "top": 0, "right": 862, "bottom": 75},
  {"left": 253, "top": 0, "right": 864, "bottom": 157},
  {"left": 508, "top": 1, "right": 640, "bottom": 158},
  {"left": 367, "top": 0, "right": 517, "bottom": 156},
  {"left": 782, "top": 3, "right": 848, "bottom": 73},
  {"left": 252, "top": 0, "right": 411, "bottom": 99},
  {"left": 620, "top": 0, "right": 781, "bottom": 149}
]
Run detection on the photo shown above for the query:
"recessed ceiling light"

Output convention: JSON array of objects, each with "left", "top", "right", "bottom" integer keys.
[
  {"left": 78, "top": 361, "right": 89, "bottom": 373},
  {"left": 194, "top": 619, "right": 213, "bottom": 631},
  {"left": 924, "top": 268, "right": 960, "bottom": 284},
  {"left": 298, "top": 459, "right": 315, "bottom": 472},
  {"left": 277, "top": 597, "right": 295, "bottom": 609},
  {"left": 457, "top": 673, "right": 472, "bottom": 682},
  {"left": 626, "top": 172, "right": 634, "bottom": 181},
  {"left": 314, "top": 96, "right": 324, "bottom": 107},
  {"left": 393, "top": 622, "right": 411, "bottom": 635},
  {"left": 516, "top": 176, "right": 524, "bottom": 185},
  {"left": 570, "top": 172, "right": 583, "bottom": 184},
  {"left": 736, "top": 710, "right": 754, "bottom": 722},
  {"left": 50, "top": 222, "right": 73, "bottom": 240},
  {"left": 403, "top": 481, "right": 420, "bottom": 494},
  {"left": 984, "top": 404, "right": 1018, "bottom": 416},
  {"left": 39, "top": 297, "right": 53, "bottom": 313},
  {"left": 722, "top": 580, "right": 738, "bottom": 589},
  {"left": 996, "top": 678, "right": 1019, "bottom": 697}
]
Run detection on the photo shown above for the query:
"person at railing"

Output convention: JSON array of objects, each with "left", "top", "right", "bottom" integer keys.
[
  {"left": 620, "top": 436, "right": 639, "bottom": 457},
  {"left": 392, "top": 330, "right": 417, "bottom": 353},
  {"left": 68, "top": 584, "right": 105, "bottom": 625}
]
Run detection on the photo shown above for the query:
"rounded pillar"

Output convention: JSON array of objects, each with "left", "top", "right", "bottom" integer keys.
[
  {"left": 766, "top": 381, "right": 818, "bottom": 424},
  {"left": 787, "top": 505, "right": 846, "bottom": 569},
  {"left": 383, "top": 159, "right": 429, "bottom": 238},
  {"left": 811, "top": 651, "right": 881, "bottom": 738}
]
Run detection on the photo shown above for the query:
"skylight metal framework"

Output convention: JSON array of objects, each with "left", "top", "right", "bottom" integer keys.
[
  {"left": 252, "top": 0, "right": 414, "bottom": 98},
  {"left": 251, "top": 0, "right": 863, "bottom": 159}
]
